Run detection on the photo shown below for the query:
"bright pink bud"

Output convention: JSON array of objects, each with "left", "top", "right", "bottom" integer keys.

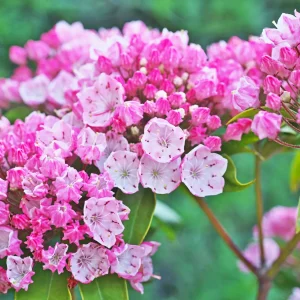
[
  {"left": 289, "top": 70, "right": 300, "bottom": 88},
  {"left": 168, "top": 92, "right": 186, "bottom": 108},
  {"left": 148, "top": 68, "right": 162, "bottom": 86},
  {"left": 11, "top": 214, "right": 30, "bottom": 230},
  {"left": 132, "top": 71, "right": 147, "bottom": 88},
  {"left": 263, "top": 75, "right": 281, "bottom": 94},
  {"left": 41, "top": 28, "right": 60, "bottom": 48},
  {"left": 166, "top": 109, "right": 184, "bottom": 126},
  {"left": 207, "top": 115, "right": 222, "bottom": 130},
  {"left": 278, "top": 46, "right": 298, "bottom": 68},
  {"left": 203, "top": 136, "right": 222, "bottom": 151},
  {"left": 0, "top": 202, "right": 9, "bottom": 225},
  {"left": 148, "top": 48, "right": 160, "bottom": 67},
  {"left": 96, "top": 56, "right": 113, "bottom": 74},
  {"left": 266, "top": 93, "right": 281, "bottom": 111},
  {"left": 9, "top": 46, "right": 27, "bottom": 65},
  {"left": 11, "top": 66, "right": 32, "bottom": 82},
  {"left": 0, "top": 179, "right": 8, "bottom": 201},
  {"left": 260, "top": 55, "right": 287, "bottom": 77},
  {"left": 120, "top": 53, "right": 134, "bottom": 70},
  {"left": 224, "top": 118, "right": 252, "bottom": 141},
  {"left": 25, "top": 40, "right": 50, "bottom": 61},
  {"left": 155, "top": 98, "right": 171, "bottom": 115},
  {"left": 251, "top": 111, "right": 282, "bottom": 140},
  {"left": 181, "top": 43, "right": 207, "bottom": 72},
  {"left": 162, "top": 46, "right": 180, "bottom": 69},
  {"left": 160, "top": 79, "right": 175, "bottom": 94},
  {"left": 143, "top": 100, "right": 156, "bottom": 114},
  {"left": 143, "top": 84, "right": 157, "bottom": 99},
  {"left": 191, "top": 107, "right": 210, "bottom": 125},
  {"left": 7, "top": 167, "right": 25, "bottom": 190}
]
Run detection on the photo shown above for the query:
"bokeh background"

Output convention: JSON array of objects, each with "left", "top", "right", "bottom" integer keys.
[{"left": 0, "top": 0, "right": 299, "bottom": 299}]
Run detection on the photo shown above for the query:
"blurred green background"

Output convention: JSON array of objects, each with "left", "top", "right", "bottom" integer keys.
[{"left": 0, "top": 0, "right": 299, "bottom": 299}]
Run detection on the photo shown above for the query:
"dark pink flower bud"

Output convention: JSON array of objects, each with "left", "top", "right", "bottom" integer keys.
[
  {"left": 207, "top": 115, "right": 222, "bottom": 130},
  {"left": 260, "top": 55, "right": 287, "bottom": 77},
  {"left": 148, "top": 68, "right": 163, "bottom": 86},
  {"left": 143, "top": 84, "right": 157, "bottom": 99},
  {"left": 168, "top": 92, "right": 186, "bottom": 108},
  {"left": 204, "top": 136, "right": 222, "bottom": 152},
  {"left": 148, "top": 48, "right": 160, "bottom": 67},
  {"left": 161, "top": 46, "right": 180, "bottom": 69},
  {"left": 191, "top": 107, "right": 210, "bottom": 125},
  {"left": 263, "top": 75, "right": 281, "bottom": 94},
  {"left": 132, "top": 71, "right": 147, "bottom": 88},
  {"left": 11, "top": 214, "right": 30, "bottom": 230},
  {"left": 41, "top": 28, "right": 60, "bottom": 48},
  {"left": 156, "top": 98, "right": 171, "bottom": 115},
  {"left": 96, "top": 56, "right": 113, "bottom": 74},
  {"left": 278, "top": 46, "right": 298, "bottom": 68},
  {"left": 266, "top": 93, "right": 281, "bottom": 111},
  {"left": 166, "top": 109, "right": 184, "bottom": 126},
  {"left": 9, "top": 46, "right": 27, "bottom": 65},
  {"left": 160, "top": 79, "right": 175, "bottom": 94},
  {"left": 289, "top": 70, "right": 300, "bottom": 88},
  {"left": 143, "top": 100, "right": 156, "bottom": 114}
]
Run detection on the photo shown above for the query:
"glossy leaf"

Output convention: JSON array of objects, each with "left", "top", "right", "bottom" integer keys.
[
  {"left": 226, "top": 108, "right": 259, "bottom": 124},
  {"left": 222, "top": 154, "right": 255, "bottom": 192},
  {"left": 291, "top": 152, "right": 300, "bottom": 192},
  {"left": 116, "top": 187, "right": 156, "bottom": 244},
  {"left": 15, "top": 263, "right": 71, "bottom": 300},
  {"left": 79, "top": 274, "right": 128, "bottom": 300},
  {"left": 154, "top": 200, "right": 181, "bottom": 224},
  {"left": 4, "top": 106, "right": 33, "bottom": 123},
  {"left": 221, "top": 132, "right": 259, "bottom": 155}
]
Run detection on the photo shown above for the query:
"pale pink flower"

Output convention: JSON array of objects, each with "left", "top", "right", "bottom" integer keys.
[
  {"left": 78, "top": 73, "right": 124, "bottom": 127},
  {"left": 254, "top": 206, "right": 297, "bottom": 241},
  {"left": 48, "top": 71, "right": 74, "bottom": 106},
  {"left": 25, "top": 40, "right": 50, "bottom": 61},
  {"left": 0, "top": 179, "right": 8, "bottom": 200},
  {"left": 19, "top": 74, "right": 50, "bottom": 106},
  {"left": 181, "top": 145, "right": 227, "bottom": 197},
  {"left": 231, "top": 76, "right": 260, "bottom": 111},
  {"left": 139, "top": 154, "right": 181, "bottom": 194},
  {"left": 47, "top": 202, "right": 77, "bottom": 227},
  {"left": 75, "top": 127, "right": 107, "bottom": 164},
  {"left": 104, "top": 150, "right": 140, "bottom": 194},
  {"left": 251, "top": 111, "right": 282, "bottom": 140},
  {"left": 0, "top": 226, "right": 23, "bottom": 258},
  {"left": 83, "top": 172, "right": 114, "bottom": 198},
  {"left": 42, "top": 243, "right": 69, "bottom": 274},
  {"left": 111, "top": 244, "right": 145, "bottom": 278},
  {"left": 238, "top": 239, "right": 280, "bottom": 273},
  {"left": 6, "top": 256, "right": 34, "bottom": 291},
  {"left": 289, "top": 288, "right": 300, "bottom": 300},
  {"left": 0, "top": 266, "right": 10, "bottom": 294},
  {"left": 53, "top": 167, "right": 83, "bottom": 203},
  {"left": 70, "top": 242, "right": 109, "bottom": 284},
  {"left": 141, "top": 118, "right": 185, "bottom": 163},
  {"left": 84, "top": 197, "right": 126, "bottom": 248},
  {"left": 25, "top": 231, "right": 44, "bottom": 252}
]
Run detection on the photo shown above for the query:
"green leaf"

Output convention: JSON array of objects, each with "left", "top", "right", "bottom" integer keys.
[
  {"left": 116, "top": 187, "right": 156, "bottom": 244},
  {"left": 4, "top": 106, "right": 33, "bottom": 123},
  {"left": 15, "top": 263, "right": 71, "bottom": 300},
  {"left": 222, "top": 154, "right": 255, "bottom": 192},
  {"left": 290, "top": 151, "right": 300, "bottom": 192},
  {"left": 221, "top": 132, "right": 259, "bottom": 155},
  {"left": 226, "top": 108, "right": 259, "bottom": 124},
  {"left": 79, "top": 274, "right": 128, "bottom": 300}
]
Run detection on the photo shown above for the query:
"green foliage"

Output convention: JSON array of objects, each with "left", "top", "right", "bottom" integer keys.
[
  {"left": 15, "top": 263, "right": 71, "bottom": 300},
  {"left": 79, "top": 275, "right": 128, "bottom": 300},
  {"left": 223, "top": 154, "right": 255, "bottom": 192},
  {"left": 290, "top": 151, "right": 300, "bottom": 192},
  {"left": 4, "top": 106, "right": 33, "bottom": 122},
  {"left": 116, "top": 187, "right": 156, "bottom": 244},
  {"left": 226, "top": 108, "right": 259, "bottom": 124}
]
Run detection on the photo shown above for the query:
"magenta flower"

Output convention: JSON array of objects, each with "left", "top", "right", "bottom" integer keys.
[
  {"left": 251, "top": 111, "right": 282, "bottom": 140},
  {"left": 63, "top": 221, "right": 88, "bottom": 246},
  {"left": 141, "top": 118, "right": 185, "bottom": 163},
  {"left": 53, "top": 166, "right": 83, "bottom": 203},
  {"left": 139, "top": 154, "right": 181, "bottom": 194},
  {"left": 181, "top": 145, "right": 227, "bottom": 197},
  {"left": 0, "top": 227, "right": 23, "bottom": 259},
  {"left": 47, "top": 202, "right": 77, "bottom": 227},
  {"left": 70, "top": 243, "right": 109, "bottom": 284},
  {"left": 0, "top": 179, "right": 8, "bottom": 200},
  {"left": 84, "top": 197, "right": 126, "bottom": 248},
  {"left": 104, "top": 150, "right": 139, "bottom": 194},
  {"left": 0, "top": 266, "right": 10, "bottom": 294},
  {"left": 0, "top": 202, "right": 9, "bottom": 225},
  {"left": 78, "top": 73, "right": 124, "bottom": 127}
]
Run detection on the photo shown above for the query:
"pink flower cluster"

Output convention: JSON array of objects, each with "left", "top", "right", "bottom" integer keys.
[{"left": 238, "top": 206, "right": 297, "bottom": 273}]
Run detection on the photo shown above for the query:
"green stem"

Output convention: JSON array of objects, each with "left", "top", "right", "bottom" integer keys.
[
  {"left": 194, "top": 196, "right": 259, "bottom": 276},
  {"left": 255, "top": 156, "right": 265, "bottom": 267},
  {"left": 267, "top": 232, "right": 300, "bottom": 279}
]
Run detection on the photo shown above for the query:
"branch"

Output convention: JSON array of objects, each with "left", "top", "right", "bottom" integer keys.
[
  {"left": 266, "top": 232, "right": 300, "bottom": 279},
  {"left": 194, "top": 196, "right": 259, "bottom": 276},
  {"left": 255, "top": 156, "right": 265, "bottom": 267}
]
